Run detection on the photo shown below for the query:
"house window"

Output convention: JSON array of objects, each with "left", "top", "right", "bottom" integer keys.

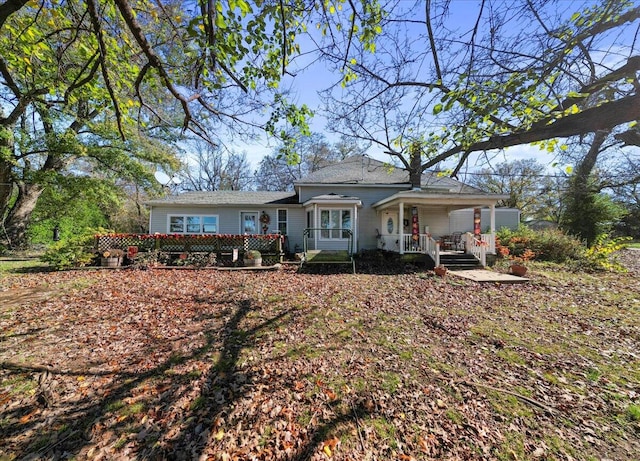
[
  {"left": 277, "top": 209, "right": 288, "bottom": 234},
  {"left": 320, "top": 209, "right": 351, "bottom": 239},
  {"left": 169, "top": 215, "right": 218, "bottom": 234}
]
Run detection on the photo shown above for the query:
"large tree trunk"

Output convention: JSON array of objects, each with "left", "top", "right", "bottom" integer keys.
[
  {"left": 409, "top": 143, "right": 422, "bottom": 189},
  {"left": 3, "top": 182, "right": 43, "bottom": 248},
  {"left": 561, "top": 130, "right": 609, "bottom": 246}
]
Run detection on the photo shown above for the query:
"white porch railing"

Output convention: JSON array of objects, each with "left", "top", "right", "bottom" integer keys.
[
  {"left": 379, "top": 232, "right": 495, "bottom": 268},
  {"left": 377, "top": 235, "right": 400, "bottom": 252},
  {"left": 400, "top": 234, "right": 440, "bottom": 266},
  {"left": 463, "top": 232, "right": 494, "bottom": 267}
]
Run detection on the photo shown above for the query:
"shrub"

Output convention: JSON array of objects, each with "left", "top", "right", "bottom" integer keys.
[
  {"left": 496, "top": 225, "right": 583, "bottom": 263},
  {"left": 244, "top": 250, "right": 261, "bottom": 259},
  {"left": 580, "top": 234, "right": 631, "bottom": 272},
  {"left": 41, "top": 229, "right": 99, "bottom": 270}
]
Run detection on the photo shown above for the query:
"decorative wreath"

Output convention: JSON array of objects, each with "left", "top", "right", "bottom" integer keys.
[{"left": 259, "top": 211, "right": 270, "bottom": 225}]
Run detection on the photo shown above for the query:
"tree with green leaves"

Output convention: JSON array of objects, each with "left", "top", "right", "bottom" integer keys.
[
  {"left": 0, "top": 0, "right": 385, "bottom": 247},
  {"left": 318, "top": 0, "right": 639, "bottom": 180}
]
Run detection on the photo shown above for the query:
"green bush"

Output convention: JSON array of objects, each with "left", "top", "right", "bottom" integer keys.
[
  {"left": 41, "top": 229, "right": 100, "bottom": 270},
  {"left": 527, "top": 228, "right": 584, "bottom": 262},
  {"left": 496, "top": 225, "right": 583, "bottom": 263}
]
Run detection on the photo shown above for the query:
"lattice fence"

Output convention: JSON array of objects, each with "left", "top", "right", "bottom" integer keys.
[{"left": 95, "top": 234, "right": 283, "bottom": 266}]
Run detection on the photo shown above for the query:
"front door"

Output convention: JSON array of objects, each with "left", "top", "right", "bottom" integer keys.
[
  {"left": 382, "top": 212, "right": 398, "bottom": 235},
  {"left": 241, "top": 212, "right": 259, "bottom": 234}
]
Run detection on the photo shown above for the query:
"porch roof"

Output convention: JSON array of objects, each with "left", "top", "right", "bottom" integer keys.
[
  {"left": 303, "top": 193, "right": 363, "bottom": 207},
  {"left": 372, "top": 190, "right": 510, "bottom": 210}
]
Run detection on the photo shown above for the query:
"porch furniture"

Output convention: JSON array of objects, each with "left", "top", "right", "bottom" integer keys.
[
  {"left": 451, "top": 232, "right": 464, "bottom": 250},
  {"left": 440, "top": 235, "right": 452, "bottom": 250},
  {"left": 299, "top": 228, "right": 356, "bottom": 273}
]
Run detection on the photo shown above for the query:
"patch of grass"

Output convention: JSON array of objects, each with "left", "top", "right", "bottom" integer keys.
[
  {"left": 626, "top": 404, "right": 640, "bottom": 421},
  {"left": 380, "top": 372, "right": 401, "bottom": 394},
  {"left": 107, "top": 401, "right": 145, "bottom": 420},
  {"left": 368, "top": 417, "right": 397, "bottom": 447},
  {"left": 399, "top": 350, "right": 413, "bottom": 361},
  {"left": 187, "top": 368, "right": 202, "bottom": 379},
  {"left": 586, "top": 367, "right": 601, "bottom": 382},
  {"left": 2, "top": 374, "right": 37, "bottom": 395},
  {"left": 495, "top": 431, "right": 526, "bottom": 460},
  {"left": 297, "top": 409, "right": 313, "bottom": 427},
  {"left": 445, "top": 408, "right": 464, "bottom": 425},
  {"left": 106, "top": 400, "right": 125, "bottom": 413},
  {"left": 286, "top": 344, "right": 321, "bottom": 360},
  {"left": 259, "top": 425, "right": 273, "bottom": 447},
  {"left": 190, "top": 396, "right": 206, "bottom": 411},
  {"left": 487, "top": 392, "right": 534, "bottom": 420},
  {"left": 496, "top": 348, "right": 527, "bottom": 366},
  {"left": 114, "top": 436, "right": 128, "bottom": 449},
  {"left": 123, "top": 402, "right": 146, "bottom": 416},
  {"left": 0, "top": 258, "right": 49, "bottom": 275}
]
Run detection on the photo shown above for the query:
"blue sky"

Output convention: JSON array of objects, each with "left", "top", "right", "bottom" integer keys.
[{"left": 228, "top": 0, "right": 622, "bottom": 175}]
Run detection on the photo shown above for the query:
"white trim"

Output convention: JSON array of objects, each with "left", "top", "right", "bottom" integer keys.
[
  {"left": 318, "top": 208, "right": 353, "bottom": 241},
  {"left": 399, "top": 202, "right": 404, "bottom": 255},
  {"left": 276, "top": 208, "right": 288, "bottom": 235},
  {"left": 167, "top": 214, "right": 219, "bottom": 234},
  {"left": 372, "top": 192, "right": 509, "bottom": 210}
]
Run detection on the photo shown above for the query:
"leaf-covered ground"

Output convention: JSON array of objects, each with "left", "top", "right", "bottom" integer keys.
[{"left": 1, "top": 252, "right": 639, "bottom": 460}]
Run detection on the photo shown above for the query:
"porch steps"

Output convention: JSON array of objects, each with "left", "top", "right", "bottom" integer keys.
[{"left": 439, "top": 253, "right": 484, "bottom": 271}]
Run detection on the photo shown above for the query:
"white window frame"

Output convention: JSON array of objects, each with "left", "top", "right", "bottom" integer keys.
[
  {"left": 277, "top": 209, "right": 288, "bottom": 235},
  {"left": 240, "top": 211, "right": 260, "bottom": 234},
  {"left": 168, "top": 214, "right": 219, "bottom": 234},
  {"left": 319, "top": 208, "right": 352, "bottom": 240}
]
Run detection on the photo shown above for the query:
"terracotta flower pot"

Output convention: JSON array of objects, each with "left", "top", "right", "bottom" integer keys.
[
  {"left": 510, "top": 263, "right": 527, "bottom": 276},
  {"left": 434, "top": 266, "right": 447, "bottom": 277}
]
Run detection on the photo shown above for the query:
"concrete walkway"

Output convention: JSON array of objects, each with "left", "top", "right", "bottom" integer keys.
[{"left": 448, "top": 269, "right": 529, "bottom": 283}]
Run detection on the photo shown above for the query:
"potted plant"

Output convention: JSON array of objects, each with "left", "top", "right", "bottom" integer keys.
[
  {"left": 434, "top": 264, "right": 447, "bottom": 277},
  {"left": 509, "top": 261, "right": 528, "bottom": 276},
  {"left": 508, "top": 248, "right": 534, "bottom": 276},
  {"left": 101, "top": 248, "right": 124, "bottom": 267},
  {"left": 243, "top": 250, "right": 262, "bottom": 267}
]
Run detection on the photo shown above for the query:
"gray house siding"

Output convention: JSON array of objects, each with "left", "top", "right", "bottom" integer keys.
[
  {"left": 449, "top": 208, "right": 520, "bottom": 234},
  {"left": 298, "top": 184, "right": 409, "bottom": 251},
  {"left": 148, "top": 205, "right": 305, "bottom": 254}
]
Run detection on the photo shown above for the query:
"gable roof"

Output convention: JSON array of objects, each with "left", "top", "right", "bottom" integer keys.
[
  {"left": 146, "top": 191, "right": 298, "bottom": 206},
  {"left": 294, "top": 155, "right": 483, "bottom": 194}
]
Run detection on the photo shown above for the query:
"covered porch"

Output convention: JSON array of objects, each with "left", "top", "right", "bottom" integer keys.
[{"left": 372, "top": 190, "right": 507, "bottom": 267}]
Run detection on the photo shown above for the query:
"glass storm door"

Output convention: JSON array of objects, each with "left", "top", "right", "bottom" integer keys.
[
  {"left": 241, "top": 212, "right": 259, "bottom": 234},
  {"left": 383, "top": 212, "right": 397, "bottom": 235}
]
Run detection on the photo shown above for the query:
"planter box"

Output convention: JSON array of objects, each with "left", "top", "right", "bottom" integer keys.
[
  {"left": 243, "top": 258, "right": 262, "bottom": 267},
  {"left": 101, "top": 257, "right": 122, "bottom": 268}
]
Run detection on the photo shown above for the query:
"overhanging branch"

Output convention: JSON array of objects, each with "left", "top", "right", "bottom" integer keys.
[{"left": 424, "top": 92, "right": 640, "bottom": 171}]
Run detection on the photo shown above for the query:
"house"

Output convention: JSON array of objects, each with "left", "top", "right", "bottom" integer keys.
[
  {"left": 449, "top": 207, "right": 520, "bottom": 234},
  {"left": 146, "top": 156, "right": 510, "bottom": 266}
]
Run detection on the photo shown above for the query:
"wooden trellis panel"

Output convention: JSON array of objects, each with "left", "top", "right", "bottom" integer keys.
[{"left": 95, "top": 234, "right": 283, "bottom": 266}]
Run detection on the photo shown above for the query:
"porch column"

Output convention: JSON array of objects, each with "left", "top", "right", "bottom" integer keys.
[
  {"left": 314, "top": 204, "right": 318, "bottom": 250},
  {"left": 489, "top": 204, "right": 496, "bottom": 253},
  {"left": 398, "top": 202, "right": 404, "bottom": 254},
  {"left": 489, "top": 204, "right": 496, "bottom": 233},
  {"left": 352, "top": 205, "right": 358, "bottom": 253}
]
